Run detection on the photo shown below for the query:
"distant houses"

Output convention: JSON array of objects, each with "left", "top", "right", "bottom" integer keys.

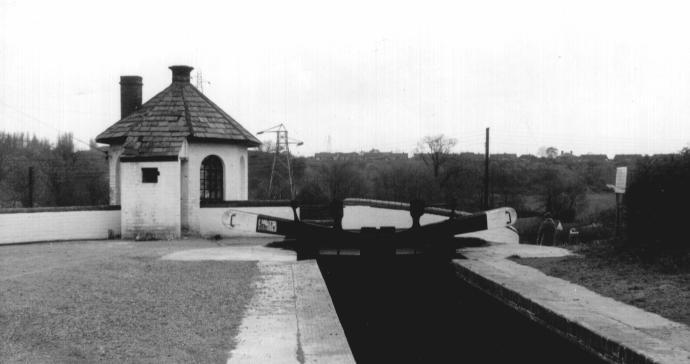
[
  {"left": 305, "top": 151, "right": 648, "bottom": 166},
  {"left": 612, "top": 154, "right": 644, "bottom": 166},
  {"left": 580, "top": 154, "right": 608, "bottom": 162}
]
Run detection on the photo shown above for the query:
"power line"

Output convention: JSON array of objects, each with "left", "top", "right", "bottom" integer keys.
[
  {"left": 256, "top": 123, "right": 303, "bottom": 199},
  {"left": 0, "top": 99, "right": 105, "bottom": 154}
]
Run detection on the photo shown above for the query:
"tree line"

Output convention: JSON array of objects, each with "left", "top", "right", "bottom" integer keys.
[
  {"left": 3, "top": 131, "right": 683, "bottom": 260},
  {"left": 0, "top": 131, "right": 637, "bottom": 226},
  {"left": 250, "top": 135, "right": 626, "bottom": 222},
  {"left": 0, "top": 132, "right": 109, "bottom": 208}
]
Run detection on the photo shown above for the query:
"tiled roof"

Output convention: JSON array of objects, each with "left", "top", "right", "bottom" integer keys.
[{"left": 96, "top": 68, "right": 261, "bottom": 159}]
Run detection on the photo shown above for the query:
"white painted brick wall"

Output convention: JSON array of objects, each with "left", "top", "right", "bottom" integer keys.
[
  {"left": 198, "top": 206, "right": 448, "bottom": 238},
  {"left": 199, "top": 205, "right": 513, "bottom": 242},
  {"left": 184, "top": 143, "right": 248, "bottom": 234},
  {"left": 107, "top": 145, "right": 123, "bottom": 205},
  {"left": 0, "top": 210, "right": 121, "bottom": 245},
  {"left": 120, "top": 161, "right": 181, "bottom": 239},
  {"left": 199, "top": 206, "right": 295, "bottom": 237},
  {"left": 342, "top": 206, "right": 446, "bottom": 229}
]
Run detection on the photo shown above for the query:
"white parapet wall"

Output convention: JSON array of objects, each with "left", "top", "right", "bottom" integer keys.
[
  {"left": 199, "top": 202, "right": 517, "bottom": 242},
  {"left": 199, "top": 206, "right": 296, "bottom": 238},
  {"left": 0, "top": 206, "right": 121, "bottom": 245},
  {"left": 198, "top": 204, "right": 449, "bottom": 238},
  {"left": 342, "top": 205, "right": 447, "bottom": 229}
]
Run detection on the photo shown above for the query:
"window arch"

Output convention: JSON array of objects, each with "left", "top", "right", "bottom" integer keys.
[{"left": 200, "top": 155, "right": 223, "bottom": 201}]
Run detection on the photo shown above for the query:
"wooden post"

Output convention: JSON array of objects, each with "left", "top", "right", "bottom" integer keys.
[
  {"left": 410, "top": 199, "right": 425, "bottom": 229},
  {"left": 483, "top": 127, "right": 490, "bottom": 209},
  {"left": 329, "top": 200, "right": 344, "bottom": 231},
  {"left": 615, "top": 193, "right": 621, "bottom": 239}
]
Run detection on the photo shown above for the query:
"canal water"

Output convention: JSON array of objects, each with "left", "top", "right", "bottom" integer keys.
[{"left": 318, "top": 257, "right": 608, "bottom": 364}]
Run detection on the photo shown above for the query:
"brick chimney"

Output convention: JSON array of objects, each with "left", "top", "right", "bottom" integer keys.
[
  {"left": 119, "top": 76, "right": 142, "bottom": 119},
  {"left": 169, "top": 65, "right": 194, "bottom": 83}
]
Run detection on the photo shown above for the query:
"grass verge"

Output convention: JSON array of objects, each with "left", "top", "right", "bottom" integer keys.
[
  {"left": 510, "top": 242, "right": 690, "bottom": 326},
  {"left": 0, "top": 240, "right": 257, "bottom": 363}
]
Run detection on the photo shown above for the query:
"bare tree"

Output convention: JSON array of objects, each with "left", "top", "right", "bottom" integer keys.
[
  {"left": 314, "top": 160, "right": 368, "bottom": 201},
  {"left": 546, "top": 146, "right": 559, "bottom": 159},
  {"left": 258, "top": 140, "right": 275, "bottom": 153},
  {"left": 537, "top": 146, "right": 559, "bottom": 159},
  {"left": 416, "top": 134, "right": 457, "bottom": 178}
]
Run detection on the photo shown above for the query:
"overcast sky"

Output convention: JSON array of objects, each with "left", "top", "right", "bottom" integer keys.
[{"left": 2, "top": 0, "right": 690, "bottom": 156}]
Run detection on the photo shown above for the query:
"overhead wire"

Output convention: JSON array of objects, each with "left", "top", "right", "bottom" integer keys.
[{"left": 0, "top": 99, "right": 105, "bottom": 154}]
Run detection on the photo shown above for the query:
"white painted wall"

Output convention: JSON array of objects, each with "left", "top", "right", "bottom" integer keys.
[
  {"left": 198, "top": 205, "right": 517, "bottom": 242},
  {"left": 342, "top": 206, "right": 517, "bottom": 242},
  {"left": 240, "top": 155, "right": 247, "bottom": 200},
  {"left": 199, "top": 206, "right": 295, "bottom": 237},
  {"left": 0, "top": 204, "right": 515, "bottom": 244},
  {"left": 107, "top": 145, "right": 123, "bottom": 205},
  {"left": 180, "top": 159, "right": 189, "bottom": 231},
  {"left": 184, "top": 142, "right": 249, "bottom": 234},
  {"left": 0, "top": 209, "right": 121, "bottom": 245},
  {"left": 342, "top": 206, "right": 447, "bottom": 229},
  {"left": 198, "top": 206, "right": 447, "bottom": 238},
  {"left": 120, "top": 160, "right": 181, "bottom": 239}
]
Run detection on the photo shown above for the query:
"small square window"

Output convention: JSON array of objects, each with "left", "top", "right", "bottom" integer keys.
[{"left": 142, "top": 168, "right": 159, "bottom": 183}]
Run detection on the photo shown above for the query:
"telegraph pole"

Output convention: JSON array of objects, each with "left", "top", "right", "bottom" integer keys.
[
  {"left": 257, "top": 124, "right": 303, "bottom": 199},
  {"left": 483, "top": 127, "right": 490, "bottom": 210}
]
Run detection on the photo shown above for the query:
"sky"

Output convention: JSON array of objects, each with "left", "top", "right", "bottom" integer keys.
[{"left": 1, "top": 0, "right": 690, "bottom": 157}]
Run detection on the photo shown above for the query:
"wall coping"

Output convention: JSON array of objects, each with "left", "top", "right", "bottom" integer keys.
[
  {"left": 201, "top": 200, "right": 293, "bottom": 208},
  {"left": 343, "top": 198, "right": 471, "bottom": 217},
  {"left": 199, "top": 198, "right": 470, "bottom": 217},
  {"left": 0, "top": 205, "right": 121, "bottom": 214}
]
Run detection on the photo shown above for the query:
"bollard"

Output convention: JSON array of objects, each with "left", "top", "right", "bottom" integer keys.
[
  {"left": 409, "top": 199, "right": 426, "bottom": 229},
  {"left": 290, "top": 200, "right": 300, "bottom": 222},
  {"left": 568, "top": 228, "right": 579, "bottom": 245}
]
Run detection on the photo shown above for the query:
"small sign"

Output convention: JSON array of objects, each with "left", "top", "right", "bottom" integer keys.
[
  {"left": 615, "top": 167, "right": 627, "bottom": 193},
  {"left": 257, "top": 217, "right": 278, "bottom": 233}
]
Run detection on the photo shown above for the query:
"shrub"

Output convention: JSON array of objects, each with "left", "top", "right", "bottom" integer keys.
[
  {"left": 564, "top": 207, "right": 617, "bottom": 243},
  {"left": 567, "top": 223, "right": 613, "bottom": 243},
  {"left": 514, "top": 216, "right": 541, "bottom": 243},
  {"left": 624, "top": 150, "right": 690, "bottom": 254},
  {"left": 533, "top": 163, "right": 587, "bottom": 223}
]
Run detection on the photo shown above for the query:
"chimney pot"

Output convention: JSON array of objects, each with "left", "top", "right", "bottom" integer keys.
[
  {"left": 169, "top": 65, "right": 194, "bottom": 83},
  {"left": 119, "top": 76, "right": 142, "bottom": 119}
]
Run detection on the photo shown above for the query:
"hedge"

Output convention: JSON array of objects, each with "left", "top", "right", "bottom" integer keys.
[{"left": 624, "top": 150, "right": 690, "bottom": 252}]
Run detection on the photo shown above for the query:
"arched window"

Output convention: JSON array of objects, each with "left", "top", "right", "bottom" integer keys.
[{"left": 200, "top": 155, "right": 223, "bottom": 201}]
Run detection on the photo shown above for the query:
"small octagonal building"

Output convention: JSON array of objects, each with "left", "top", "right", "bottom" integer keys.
[{"left": 97, "top": 65, "right": 261, "bottom": 239}]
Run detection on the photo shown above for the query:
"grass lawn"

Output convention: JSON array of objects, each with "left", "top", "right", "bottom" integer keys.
[
  {"left": 510, "top": 243, "right": 690, "bottom": 326},
  {"left": 0, "top": 240, "right": 258, "bottom": 363}
]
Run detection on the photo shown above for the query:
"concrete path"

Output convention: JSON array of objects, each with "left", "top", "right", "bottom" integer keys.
[
  {"left": 228, "top": 261, "right": 354, "bottom": 364},
  {"left": 456, "top": 230, "right": 690, "bottom": 364},
  {"left": 162, "top": 245, "right": 296, "bottom": 262},
  {"left": 162, "top": 240, "right": 354, "bottom": 364},
  {"left": 458, "top": 226, "right": 520, "bottom": 244}
]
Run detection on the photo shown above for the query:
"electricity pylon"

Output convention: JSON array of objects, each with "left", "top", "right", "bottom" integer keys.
[
  {"left": 194, "top": 70, "right": 211, "bottom": 93},
  {"left": 257, "top": 124, "right": 303, "bottom": 199}
]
